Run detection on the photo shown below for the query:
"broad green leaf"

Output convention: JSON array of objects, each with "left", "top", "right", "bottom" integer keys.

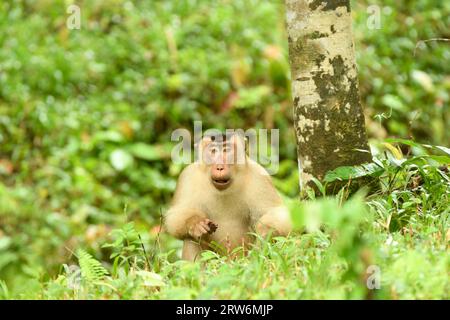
[
  {"left": 110, "top": 149, "right": 134, "bottom": 171},
  {"left": 128, "top": 143, "right": 172, "bottom": 161},
  {"left": 136, "top": 271, "right": 166, "bottom": 287},
  {"left": 235, "top": 85, "right": 271, "bottom": 109},
  {"left": 324, "top": 163, "right": 384, "bottom": 183},
  {"left": 402, "top": 155, "right": 450, "bottom": 166},
  {"left": 93, "top": 131, "right": 124, "bottom": 143},
  {"left": 385, "top": 138, "right": 450, "bottom": 157},
  {"left": 382, "top": 94, "right": 406, "bottom": 112},
  {"left": 431, "top": 146, "right": 450, "bottom": 157},
  {"left": 411, "top": 70, "right": 434, "bottom": 92},
  {"left": 383, "top": 142, "right": 403, "bottom": 159}
]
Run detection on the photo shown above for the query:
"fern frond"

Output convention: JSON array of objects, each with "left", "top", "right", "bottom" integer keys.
[{"left": 77, "top": 249, "right": 109, "bottom": 281}]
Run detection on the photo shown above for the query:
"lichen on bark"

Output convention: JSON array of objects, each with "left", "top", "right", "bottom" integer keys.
[{"left": 285, "top": 0, "right": 372, "bottom": 189}]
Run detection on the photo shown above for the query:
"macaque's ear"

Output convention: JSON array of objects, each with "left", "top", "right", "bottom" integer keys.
[{"left": 229, "top": 133, "right": 247, "bottom": 164}]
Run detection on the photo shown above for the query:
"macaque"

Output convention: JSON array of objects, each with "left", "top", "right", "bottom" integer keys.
[{"left": 164, "top": 132, "right": 292, "bottom": 261}]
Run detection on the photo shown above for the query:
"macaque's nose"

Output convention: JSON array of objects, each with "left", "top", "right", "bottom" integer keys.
[{"left": 213, "top": 164, "right": 227, "bottom": 177}]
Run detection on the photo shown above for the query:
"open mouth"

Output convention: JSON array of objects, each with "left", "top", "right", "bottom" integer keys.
[{"left": 212, "top": 178, "right": 231, "bottom": 190}]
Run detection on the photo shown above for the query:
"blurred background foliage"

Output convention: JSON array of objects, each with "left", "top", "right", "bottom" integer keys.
[{"left": 0, "top": 0, "right": 448, "bottom": 293}]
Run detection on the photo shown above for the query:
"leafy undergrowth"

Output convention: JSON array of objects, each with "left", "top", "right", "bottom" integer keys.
[
  {"left": 0, "top": 0, "right": 449, "bottom": 300},
  {"left": 1, "top": 141, "right": 448, "bottom": 300}
]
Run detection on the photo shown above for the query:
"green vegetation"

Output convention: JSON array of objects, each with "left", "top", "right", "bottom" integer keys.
[{"left": 0, "top": 0, "right": 448, "bottom": 299}]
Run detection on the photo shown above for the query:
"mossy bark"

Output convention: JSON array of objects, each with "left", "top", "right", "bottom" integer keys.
[{"left": 285, "top": 0, "right": 372, "bottom": 190}]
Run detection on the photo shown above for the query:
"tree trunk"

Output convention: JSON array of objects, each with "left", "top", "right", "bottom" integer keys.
[{"left": 285, "top": 0, "right": 372, "bottom": 190}]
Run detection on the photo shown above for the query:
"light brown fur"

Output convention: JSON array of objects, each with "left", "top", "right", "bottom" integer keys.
[{"left": 164, "top": 135, "right": 292, "bottom": 261}]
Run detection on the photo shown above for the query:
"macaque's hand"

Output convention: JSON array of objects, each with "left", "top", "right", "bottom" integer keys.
[
  {"left": 187, "top": 217, "right": 217, "bottom": 239},
  {"left": 255, "top": 221, "right": 276, "bottom": 239}
]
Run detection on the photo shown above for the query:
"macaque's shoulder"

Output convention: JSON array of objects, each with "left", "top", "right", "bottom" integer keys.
[
  {"left": 244, "top": 159, "right": 283, "bottom": 205},
  {"left": 178, "top": 162, "right": 205, "bottom": 180},
  {"left": 171, "top": 163, "right": 204, "bottom": 205},
  {"left": 246, "top": 159, "right": 273, "bottom": 180}
]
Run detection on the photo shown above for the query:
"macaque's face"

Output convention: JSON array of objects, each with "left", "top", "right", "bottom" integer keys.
[{"left": 201, "top": 135, "right": 246, "bottom": 191}]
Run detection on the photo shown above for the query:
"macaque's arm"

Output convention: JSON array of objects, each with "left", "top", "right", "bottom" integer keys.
[
  {"left": 164, "top": 207, "right": 210, "bottom": 239},
  {"left": 246, "top": 161, "right": 292, "bottom": 237},
  {"left": 254, "top": 206, "right": 292, "bottom": 238},
  {"left": 164, "top": 164, "right": 214, "bottom": 240}
]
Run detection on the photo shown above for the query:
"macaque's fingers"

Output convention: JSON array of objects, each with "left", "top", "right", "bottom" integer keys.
[
  {"left": 200, "top": 220, "right": 210, "bottom": 232},
  {"left": 203, "top": 218, "right": 212, "bottom": 224},
  {"left": 255, "top": 222, "right": 275, "bottom": 238},
  {"left": 200, "top": 218, "right": 219, "bottom": 234},
  {"left": 198, "top": 224, "right": 208, "bottom": 234},
  {"left": 185, "top": 216, "right": 208, "bottom": 238},
  {"left": 188, "top": 219, "right": 214, "bottom": 239},
  {"left": 189, "top": 227, "right": 205, "bottom": 239},
  {"left": 255, "top": 208, "right": 292, "bottom": 238}
]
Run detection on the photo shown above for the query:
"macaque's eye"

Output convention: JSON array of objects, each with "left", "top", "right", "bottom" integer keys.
[{"left": 209, "top": 146, "right": 219, "bottom": 156}]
